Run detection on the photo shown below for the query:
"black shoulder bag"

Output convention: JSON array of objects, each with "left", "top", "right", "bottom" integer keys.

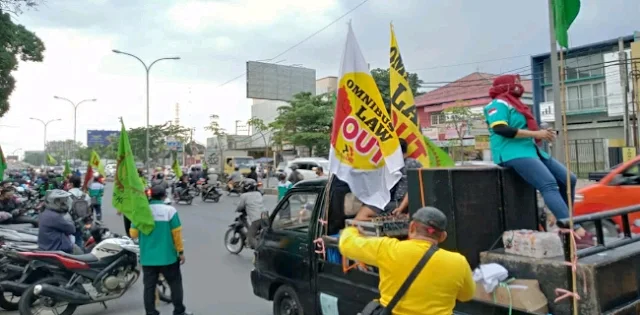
[{"left": 359, "top": 245, "right": 439, "bottom": 315}]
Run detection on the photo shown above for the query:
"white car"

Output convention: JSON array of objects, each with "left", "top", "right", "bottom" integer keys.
[{"left": 285, "top": 158, "right": 330, "bottom": 180}]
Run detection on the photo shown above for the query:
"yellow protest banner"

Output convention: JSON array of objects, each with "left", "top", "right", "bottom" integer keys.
[
  {"left": 329, "top": 23, "right": 404, "bottom": 210},
  {"left": 389, "top": 24, "right": 429, "bottom": 166}
]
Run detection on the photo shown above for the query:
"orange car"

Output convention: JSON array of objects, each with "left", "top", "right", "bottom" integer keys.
[{"left": 574, "top": 155, "right": 640, "bottom": 236}]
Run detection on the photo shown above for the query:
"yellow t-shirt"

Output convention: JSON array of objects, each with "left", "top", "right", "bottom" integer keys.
[{"left": 338, "top": 227, "right": 476, "bottom": 315}]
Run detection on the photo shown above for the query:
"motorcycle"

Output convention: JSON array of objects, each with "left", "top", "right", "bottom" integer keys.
[
  {"left": 13, "top": 236, "right": 170, "bottom": 315},
  {"left": 201, "top": 181, "right": 223, "bottom": 203},
  {"left": 173, "top": 185, "right": 197, "bottom": 205},
  {"left": 224, "top": 210, "right": 268, "bottom": 255},
  {"left": 226, "top": 181, "right": 243, "bottom": 196}
]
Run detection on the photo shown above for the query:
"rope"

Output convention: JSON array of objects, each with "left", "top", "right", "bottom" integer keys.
[
  {"left": 558, "top": 49, "right": 580, "bottom": 315},
  {"left": 493, "top": 278, "right": 516, "bottom": 315},
  {"left": 418, "top": 169, "right": 426, "bottom": 207}
]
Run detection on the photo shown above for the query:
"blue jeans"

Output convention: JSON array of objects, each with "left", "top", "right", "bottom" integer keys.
[{"left": 501, "top": 157, "right": 578, "bottom": 227}]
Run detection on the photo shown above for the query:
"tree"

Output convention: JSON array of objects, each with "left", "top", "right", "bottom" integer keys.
[
  {"left": 105, "top": 123, "right": 191, "bottom": 164},
  {"left": 204, "top": 114, "right": 226, "bottom": 171},
  {"left": 45, "top": 140, "right": 82, "bottom": 161},
  {"left": 0, "top": 2, "right": 46, "bottom": 117},
  {"left": 269, "top": 92, "right": 334, "bottom": 156},
  {"left": 23, "top": 150, "right": 43, "bottom": 166},
  {"left": 443, "top": 101, "right": 482, "bottom": 162},
  {"left": 370, "top": 68, "right": 424, "bottom": 113}
]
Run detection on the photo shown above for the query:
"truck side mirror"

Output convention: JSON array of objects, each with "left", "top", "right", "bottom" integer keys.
[{"left": 609, "top": 174, "right": 628, "bottom": 186}]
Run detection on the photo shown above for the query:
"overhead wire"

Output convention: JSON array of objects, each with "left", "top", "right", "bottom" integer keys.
[{"left": 216, "top": 0, "right": 372, "bottom": 89}]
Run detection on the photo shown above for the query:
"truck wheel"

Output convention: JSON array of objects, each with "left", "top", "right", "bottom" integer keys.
[{"left": 273, "top": 285, "right": 303, "bottom": 315}]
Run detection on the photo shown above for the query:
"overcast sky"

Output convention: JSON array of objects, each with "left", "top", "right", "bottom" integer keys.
[{"left": 0, "top": 0, "right": 638, "bottom": 155}]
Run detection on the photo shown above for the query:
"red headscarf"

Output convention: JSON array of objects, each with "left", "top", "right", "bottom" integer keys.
[{"left": 489, "top": 74, "right": 540, "bottom": 143}]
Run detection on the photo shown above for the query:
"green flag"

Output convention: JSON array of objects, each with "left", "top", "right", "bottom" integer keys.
[
  {"left": 172, "top": 155, "right": 183, "bottom": 179},
  {"left": 112, "top": 120, "right": 155, "bottom": 235},
  {"left": 553, "top": 0, "right": 581, "bottom": 48},
  {"left": 63, "top": 160, "right": 71, "bottom": 177},
  {"left": 46, "top": 153, "right": 57, "bottom": 166},
  {"left": 0, "top": 146, "right": 6, "bottom": 181},
  {"left": 424, "top": 136, "right": 455, "bottom": 167}
]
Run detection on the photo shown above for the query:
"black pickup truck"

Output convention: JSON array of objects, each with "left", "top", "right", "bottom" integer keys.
[{"left": 249, "top": 178, "right": 536, "bottom": 315}]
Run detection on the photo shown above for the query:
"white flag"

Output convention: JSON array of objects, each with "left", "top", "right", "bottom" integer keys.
[{"left": 329, "top": 23, "right": 404, "bottom": 210}]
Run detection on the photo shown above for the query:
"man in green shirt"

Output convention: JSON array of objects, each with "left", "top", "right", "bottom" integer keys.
[{"left": 130, "top": 185, "right": 192, "bottom": 315}]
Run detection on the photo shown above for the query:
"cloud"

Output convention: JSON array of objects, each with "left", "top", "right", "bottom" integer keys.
[{"left": 167, "top": 0, "right": 339, "bottom": 33}]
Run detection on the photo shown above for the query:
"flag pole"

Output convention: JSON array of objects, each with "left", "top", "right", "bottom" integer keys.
[{"left": 548, "top": 0, "right": 565, "bottom": 163}]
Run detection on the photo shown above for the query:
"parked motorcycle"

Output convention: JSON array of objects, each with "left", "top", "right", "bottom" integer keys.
[
  {"left": 15, "top": 236, "right": 171, "bottom": 315},
  {"left": 201, "top": 181, "right": 223, "bottom": 203}
]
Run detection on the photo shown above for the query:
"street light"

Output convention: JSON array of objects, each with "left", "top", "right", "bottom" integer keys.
[
  {"left": 112, "top": 49, "right": 180, "bottom": 176},
  {"left": 53, "top": 96, "right": 96, "bottom": 160},
  {"left": 30, "top": 117, "right": 62, "bottom": 166}
]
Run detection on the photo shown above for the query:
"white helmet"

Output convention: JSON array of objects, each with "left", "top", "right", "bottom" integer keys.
[{"left": 45, "top": 189, "right": 72, "bottom": 212}]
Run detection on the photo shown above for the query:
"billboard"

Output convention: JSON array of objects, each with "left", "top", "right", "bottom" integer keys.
[
  {"left": 87, "top": 130, "right": 120, "bottom": 147},
  {"left": 246, "top": 61, "right": 316, "bottom": 101}
]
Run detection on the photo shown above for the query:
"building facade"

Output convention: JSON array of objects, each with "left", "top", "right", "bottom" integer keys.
[
  {"left": 531, "top": 35, "right": 637, "bottom": 141},
  {"left": 415, "top": 72, "right": 532, "bottom": 152}
]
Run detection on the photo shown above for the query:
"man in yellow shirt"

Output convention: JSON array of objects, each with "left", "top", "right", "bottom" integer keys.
[{"left": 339, "top": 207, "right": 475, "bottom": 315}]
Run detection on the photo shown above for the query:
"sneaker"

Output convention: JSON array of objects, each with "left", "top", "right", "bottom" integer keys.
[{"left": 575, "top": 231, "right": 596, "bottom": 249}]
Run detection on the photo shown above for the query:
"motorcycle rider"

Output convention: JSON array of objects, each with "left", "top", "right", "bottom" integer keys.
[
  {"left": 37, "top": 189, "right": 81, "bottom": 254},
  {"left": 174, "top": 175, "right": 189, "bottom": 199},
  {"left": 0, "top": 186, "right": 39, "bottom": 227},
  {"left": 246, "top": 166, "right": 259, "bottom": 182},
  {"left": 130, "top": 185, "right": 192, "bottom": 315},
  {"left": 88, "top": 175, "right": 105, "bottom": 221},
  {"left": 227, "top": 166, "right": 243, "bottom": 192},
  {"left": 236, "top": 179, "right": 265, "bottom": 249},
  {"left": 68, "top": 176, "right": 92, "bottom": 247},
  {"left": 288, "top": 164, "right": 303, "bottom": 184}
]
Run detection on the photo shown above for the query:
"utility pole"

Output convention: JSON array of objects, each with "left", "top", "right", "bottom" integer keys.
[
  {"left": 548, "top": 0, "right": 565, "bottom": 163},
  {"left": 619, "top": 38, "right": 631, "bottom": 147},
  {"left": 631, "top": 63, "right": 640, "bottom": 152}
]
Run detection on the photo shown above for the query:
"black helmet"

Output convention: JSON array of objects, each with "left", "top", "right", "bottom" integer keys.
[
  {"left": 156, "top": 173, "right": 164, "bottom": 180},
  {"left": 242, "top": 179, "right": 257, "bottom": 192},
  {"left": 250, "top": 166, "right": 256, "bottom": 171}
]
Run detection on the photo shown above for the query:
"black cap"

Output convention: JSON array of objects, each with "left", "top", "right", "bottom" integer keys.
[
  {"left": 412, "top": 206, "right": 447, "bottom": 231},
  {"left": 150, "top": 185, "right": 167, "bottom": 199}
]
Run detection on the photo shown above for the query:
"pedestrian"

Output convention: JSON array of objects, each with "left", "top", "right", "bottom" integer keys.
[
  {"left": 130, "top": 185, "right": 193, "bottom": 315},
  {"left": 88, "top": 175, "right": 105, "bottom": 221},
  {"left": 339, "top": 206, "right": 475, "bottom": 315},
  {"left": 277, "top": 173, "right": 292, "bottom": 201}
]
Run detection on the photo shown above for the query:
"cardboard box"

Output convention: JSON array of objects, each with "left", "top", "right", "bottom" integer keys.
[{"left": 474, "top": 279, "right": 549, "bottom": 314}]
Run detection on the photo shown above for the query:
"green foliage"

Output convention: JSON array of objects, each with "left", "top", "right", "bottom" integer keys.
[
  {"left": 204, "top": 114, "right": 225, "bottom": 136},
  {"left": 0, "top": 5, "right": 45, "bottom": 117},
  {"left": 370, "top": 68, "right": 424, "bottom": 112},
  {"left": 269, "top": 92, "right": 335, "bottom": 156},
  {"left": 105, "top": 123, "right": 192, "bottom": 163},
  {"left": 23, "top": 150, "right": 43, "bottom": 166},
  {"left": 443, "top": 101, "right": 483, "bottom": 161}
]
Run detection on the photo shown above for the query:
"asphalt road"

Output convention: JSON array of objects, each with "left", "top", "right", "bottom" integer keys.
[{"left": 7, "top": 183, "right": 277, "bottom": 315}]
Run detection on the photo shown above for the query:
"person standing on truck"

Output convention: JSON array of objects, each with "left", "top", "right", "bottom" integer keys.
[
  {"left": 339, "top": 206, "right": 475, "bottom": 315},
  {"left": 354, "top": 138, "right": 422, "bottom": 221},
  {"left": 483, "top": 74, "right": 593, "bottom": 249}
]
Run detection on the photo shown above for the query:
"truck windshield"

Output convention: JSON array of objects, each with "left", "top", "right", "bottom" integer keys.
[{"left": 235, "top": 157, "right": 255, "bottom": 168}]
